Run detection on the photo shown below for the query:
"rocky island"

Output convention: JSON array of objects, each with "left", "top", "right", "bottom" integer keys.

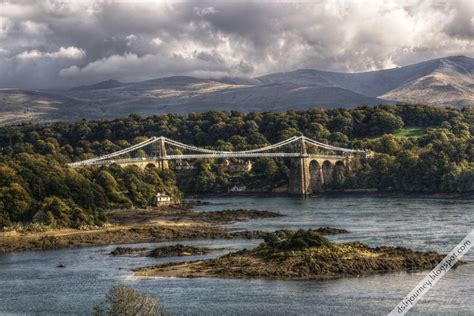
[{"left": 135, "top": 230, "right": 446, "bottom": 281}]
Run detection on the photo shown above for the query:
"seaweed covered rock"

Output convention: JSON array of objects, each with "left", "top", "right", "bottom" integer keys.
[
  {"left": 147, "top": 244, "right": 212, "bottom": 257},
  {"left": 261, "top": 230, "right": 332, "bottom": 252},
  {"left": 110, "top": 247, "right": 148, "bottom": 256},
  {"left": 136, "top": 229, "right": 447, "bottom": 281}
]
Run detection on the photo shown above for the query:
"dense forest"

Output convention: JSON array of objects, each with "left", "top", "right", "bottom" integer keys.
[{"left": 1, "top": 104, "right": 473, "bottom": 229}]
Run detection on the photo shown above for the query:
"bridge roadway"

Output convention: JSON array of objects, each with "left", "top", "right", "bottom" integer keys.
[{"left": 72, "top": 153, "right": 349, "bottom": 167}]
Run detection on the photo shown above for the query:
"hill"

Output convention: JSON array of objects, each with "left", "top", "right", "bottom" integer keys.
[
  {"left": 0, "top": 89, "right": 95, "bottom": 125},
  {"left": 69, "top": 79, "right": 124, "bottom": 91},
  {"left": 0, "top": 55, "right": 472, "bottom": 124},
  {"left": 258, "top": 56, "right": 474, "bottom": 107}
]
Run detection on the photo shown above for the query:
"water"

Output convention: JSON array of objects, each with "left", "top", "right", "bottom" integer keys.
[{"left": 0, "top": 195, "right": 473, "bottom": 315}]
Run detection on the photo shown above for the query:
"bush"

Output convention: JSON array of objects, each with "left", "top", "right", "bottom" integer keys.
[
  {"left": 0, "top": 208, "right": 11, "bottom": 229},
  {"left": 94, "top": 285, "right": 169, "bottom": 316},
  {"left": 263, "top": 230, "right": 332, "bottom": 252}
]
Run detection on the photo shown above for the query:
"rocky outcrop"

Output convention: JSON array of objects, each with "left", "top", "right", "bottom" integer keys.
[
  {"left": 147, "top": 244, "right": 212, "bottom": 257},
  {"left": 135, "top": 230, "right": 448, "bottom": 280}
]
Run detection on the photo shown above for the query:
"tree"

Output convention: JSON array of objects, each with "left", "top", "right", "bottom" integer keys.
[
  {"left": 307, "top": 122, "right": 330, "bottom": 140},
  {"left": 0, "top": 164, "right": 16, "bottom": 186},
  {"left": 368, "top": 111, "right": 404, "bottom": 135},
  {"left": 94, "top": 285, "right": 168, "bottom": 316},
  {"left": 375, "top": 135, "right": 401, "bottom": 155},
  {"left": 253, "top": 158, "right": 279, "bottom": 179},
  {"left": 0, "top": 203, "right": 11, "bottom": 228},
  {"left": 0, "top": 183, "right": 33, "bottom": 222},
  {"left": 96, "top": 170, "right": 129, "bottom": 205},
  {"left": 330, "top": 166, "right": 347, "bottom": 190},
  {"left": 193, "top": 161, "right": 217, "bottom": 192},
  {"left": 39, "top": 196, "right": 73, "bottom": 226},
  {"left": 328, "top": 132, "right": 349, "bottom": 146},
  {"left": 328, "top": 115, "right": 353, "bottom": 135}
]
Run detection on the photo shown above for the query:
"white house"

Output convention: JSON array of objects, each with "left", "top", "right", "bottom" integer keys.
[{"left": 152, "top": 192, "right": 171, "bottom": 206}]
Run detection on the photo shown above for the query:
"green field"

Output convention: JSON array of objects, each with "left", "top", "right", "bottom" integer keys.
[
  {"left": 355, "top": 127, "right": 427, "bottom": 140},
  {"left": 392, "top": 127, "right": 426, "bottom": 139}
]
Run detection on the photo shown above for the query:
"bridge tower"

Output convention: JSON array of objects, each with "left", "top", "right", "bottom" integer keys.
[
  {"left": 288, "top": 136, "right": 311, "bottom": 195},
  {"left": 157, "top": 137, "right": 169, "bottom": 171}
]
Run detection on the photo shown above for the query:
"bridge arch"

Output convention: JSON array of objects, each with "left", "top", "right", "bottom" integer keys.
[
  {"left": 321, "top": 160, "right": 333, "bottom": 185},
  {"left": 308, "top": 160, "right": 323, "bottom": 192},
  {"left": 304, "top": 158, "right": 348, "bottom": 193}
]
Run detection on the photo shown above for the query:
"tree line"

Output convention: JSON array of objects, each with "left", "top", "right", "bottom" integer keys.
[{"left": 0, "top": 104, "right": 473, "bottom": 228}]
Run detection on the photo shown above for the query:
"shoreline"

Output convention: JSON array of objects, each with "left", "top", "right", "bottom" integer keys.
[
  {"left": 0, "top": 207, "right": 279, "bottom": 254},
  {"left": 2, "top": 191, "right": 471, "bottom": 255},
  {"left": 186, "top": 190, "right": 474, "bottom": 200}
]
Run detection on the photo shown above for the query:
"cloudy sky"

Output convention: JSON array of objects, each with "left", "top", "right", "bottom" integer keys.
[{"left": 0, "top": 0, "right": 473, "bottom": 89}]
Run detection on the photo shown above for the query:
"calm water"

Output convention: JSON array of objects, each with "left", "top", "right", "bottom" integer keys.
[{"left": 0, "top": 195, "right": 473, "bottom": 315}]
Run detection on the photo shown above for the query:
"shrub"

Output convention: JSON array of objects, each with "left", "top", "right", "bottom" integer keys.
[
  {"left": 0, "top": 207, "right": 11, "bottom": 229},
  {"left": 263, "top": 230, "right": 332, "bottom": 252},
  {"left": 94, "top": 285, "right": 169, "bottom": 316}
]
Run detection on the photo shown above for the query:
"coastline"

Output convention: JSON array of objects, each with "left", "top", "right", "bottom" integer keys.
[
  {"left": 2, "top": 191, "right": 472, "bottom": 255},
  {"left": 0, "top": 207, "right": 277, "bottom": 254},
  {"left": 186, "top": 190, "right": 474, "bottom": 200}
]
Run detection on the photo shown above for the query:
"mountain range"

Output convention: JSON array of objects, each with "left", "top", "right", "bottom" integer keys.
[{"left": 0, "top": 55, "right": 473, "bottom": 125}]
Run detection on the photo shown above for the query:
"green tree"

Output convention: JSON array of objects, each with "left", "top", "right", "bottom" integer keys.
[
  {"left": 368, "top": 111, "right": 404, "bottom": 135},
  {"left": 39, "top": 196, "right": 73, "bottom": 226},
  {"left": 253, "top": 158, "right": 279, "bottom": 179},
  {"left": 0, "top": 183, "right": 33, "bottom": 222},
  {"left": 0, "top": 164, "right": 16, "bottom": 186},
  {"left": 96, "top": 170, "right": 129, "bottom": 205},
  {"left": 328, "top": 115, "right": 353, "bottom": 135},
  {"left": 0, "top": 202, "right": 11, "bottom": 228}
]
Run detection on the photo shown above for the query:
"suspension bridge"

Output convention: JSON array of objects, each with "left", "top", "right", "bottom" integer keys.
[{"left": 67, "top": 136, "right": 368, "bottom": 195}]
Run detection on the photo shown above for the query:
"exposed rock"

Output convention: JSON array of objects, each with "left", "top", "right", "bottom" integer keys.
[
  {"left": 147, "top": 244, "right": 212, "bottom": 257},
  {"left": 110, "top": 247, "right": 149, "bottom": 256},
  {"left": 106, "top": 207, "right": 283, "bottom": 226},
  {"left": 174, "top": 200, "right": 210, "bottom": 209},
  {"left": 313, "top": 227, "right": 349, "bottom": 235},
  {"left": 193, "top": 209, "right": 284, "bottom": 223},
  {"left": 135, "top": 230, "right": 450, "bottom": 281}
]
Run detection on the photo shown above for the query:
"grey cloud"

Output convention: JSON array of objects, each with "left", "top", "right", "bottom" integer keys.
[
  {"left": 0, "top": 0, "right": 473, "bottom": 89},
  {"left": 442, "top": 0, "right": 474, "bottom": 40}
]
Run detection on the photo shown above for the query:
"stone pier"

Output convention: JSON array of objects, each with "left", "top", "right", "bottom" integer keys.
[{"left": 288, "top": 138, "right": 355, "bottom": 195}]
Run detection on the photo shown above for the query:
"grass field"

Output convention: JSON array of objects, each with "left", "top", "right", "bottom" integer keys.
[
  {"left": 392, "top": 127, "right": 426, "bottom": 139},
  {"left": 356, "top": 127, "right": 427, "bottom": 141}
]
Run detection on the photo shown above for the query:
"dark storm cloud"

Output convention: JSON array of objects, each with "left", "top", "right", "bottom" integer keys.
[{"left": 0, "top": 0, "right": 473, "bottom": 89}]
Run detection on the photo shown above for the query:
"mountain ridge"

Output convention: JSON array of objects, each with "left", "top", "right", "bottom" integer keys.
[{"left": 0, "top": 55, "right": 472, "bottom": 125}]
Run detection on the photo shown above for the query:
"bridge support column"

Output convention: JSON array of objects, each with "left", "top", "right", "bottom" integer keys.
[
  {"left": 288, "top": 137, "right": 311, "bottom": 196},
  {"left": 288, "top": 157, "right": 311, "bottom": 195},
  {"left": 157, "top": 137, "right": 169, "bottom": 171}
]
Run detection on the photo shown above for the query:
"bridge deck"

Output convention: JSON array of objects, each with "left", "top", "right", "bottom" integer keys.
[
  {"left": 69, "top": 153, "right": 349, "bottom": 167},
  {"left": 66, "top": 135, "right": 364, "bottom": 168}
]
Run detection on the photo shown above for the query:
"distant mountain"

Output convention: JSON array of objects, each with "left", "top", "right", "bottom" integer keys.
[
  {"left": 0, "top": 89, "right": 96, "bottom": 125},
  {"left": 0, "top": 56, "right": 472, "bottom": 124},
  {"left": 70, "top": 79, "right": 124, "bottom": 91},
  {"left": 60, "top": 77, "right": 390, "bottom": 117},
  {"left": 257, "top": 55, "right": 474, "bottom": 107},
  {"left": 380, "top": 56, "right": 474, "bottom": 107}
]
